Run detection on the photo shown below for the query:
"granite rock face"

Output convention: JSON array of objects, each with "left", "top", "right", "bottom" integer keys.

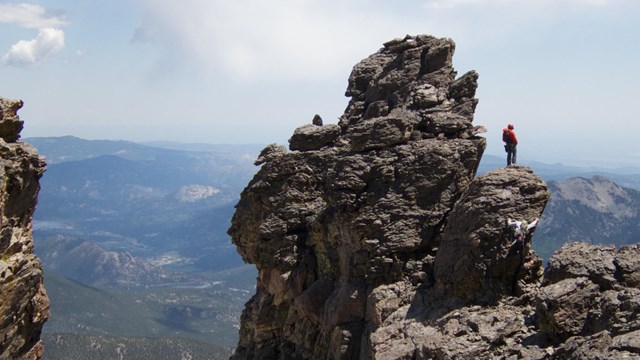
[
  {"left": 228, "top": 35, "right": 640, "bottom": 359},
  {"left": 0, "top": 97, "right": 49, "bottom": 360}
]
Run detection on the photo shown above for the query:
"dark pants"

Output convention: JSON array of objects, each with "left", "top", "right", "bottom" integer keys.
[{"left": 507, "top": 144, "right": 517, "bottom": 165}]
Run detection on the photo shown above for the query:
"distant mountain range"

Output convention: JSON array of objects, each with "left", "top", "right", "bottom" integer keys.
[
  {"left": 479, "top": 155, "right": 640, "bottom": 260},
  {"left": 479, "top": 154, "right": 640, "bottom": 190},
  {"left": 26, "top": 136, "right": 640, "bottom": 358},
  {"left": 28, "top": 136, "right": 264, "bottom": 164},
  {"left": 533, "top": 176, "right": 640, "bottom": 260},
  {"left": 29, "top": 136, "right": 259, "bottom": 274},
  {"left": 27, "top": 136, "right": 262, "bottom": 356},
  {"left": 37, "top": 236, "right": 208, "bottom": 288}
]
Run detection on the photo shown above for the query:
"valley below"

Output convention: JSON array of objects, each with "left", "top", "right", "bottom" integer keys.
[
  {"left": 29, "top": 136, "right": 640, "bottom": 358},
  {"left": 28, "top": 137, "right": 261, "bottom": 358}
]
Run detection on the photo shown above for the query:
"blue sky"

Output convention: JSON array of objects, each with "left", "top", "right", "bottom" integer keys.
[{"left": 1, "top": 0, "right": 639, "bottom": 167}]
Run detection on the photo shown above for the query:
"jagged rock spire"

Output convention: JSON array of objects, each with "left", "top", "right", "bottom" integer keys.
[
  {"left": 228, "top": 35, "right": 639, "bottom": 359},
  {"left": 229, "top": 34, "right": 493, "bottom": 359}
]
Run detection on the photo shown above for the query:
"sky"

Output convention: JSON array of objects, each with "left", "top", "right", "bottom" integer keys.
[{"left": 1, "top": 0, "right": 639, "bottom": 167}]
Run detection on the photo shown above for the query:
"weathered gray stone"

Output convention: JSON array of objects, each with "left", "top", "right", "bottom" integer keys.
[
  {"left": 586, "top": 288, "right": 640, "bottom": 336},
  {"left": 556, "top": 331, "right": 640, "bottom": 359},
  {"left": 434, "top": 165, "right": 550, "bottom": 304},
  {"left": 289, "top": 124, "right": 341, "bottom": 151},
  {"left": 0, "top": 98, "right": 25, "bottom": 143},
  {"left": 254, "top": 143, "right": 287, "bottom": 165},
  {"left": 408, "top": 84, "right": 440, "bottom": 109},
  {"left": 615, "top": 244, "right": 640, "bottom": 287},
  {"left": 227, "top": 35, "right": 640, "bottom": 360},
  {"left": 294, "top": 277, "right": 334, "bottom": 324},
  {"left": 0, "top": 97, "right": 49, "bottom": 360},
  {"left": 229, "top": 34, "right": 486, "bottom": 359},
  {"left": 419, "top": 112, "right": 472, "bottom": 136},
  {"left": 535, "top": 277, "right": 600, "bottom": 340},
  {"left": 365, "top": 281, "right": 412, "bottom": 327},
  {"left": 545, "top": 242, "right": 617, "bottom": 289},
  {"left": 449, "top": 70, "right": 479, "bottom": 100},
  {"left": 612, "top": 329, "right": 640, "bottom": 353},
  {"left": 363, "top": 100, "right": 390, "bottom": 119},
  {"left": 348, "top": 117, "right": 412, "bottom": 151}
]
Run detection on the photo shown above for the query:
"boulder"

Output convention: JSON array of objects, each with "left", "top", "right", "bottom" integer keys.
[
  {"left": 434, "top": 166, "right": 550, "bottom": 304},
  {"left": 289, "top": 124, "right": 341, "bottom": 151},
  {"left": 545, "top": 242, "right": 617, "bottom": 289},
  {"left": 534, "top": 277, "right": 600, "bottom": 340},
  {"left": 615, "top": 244, "right": 640, "bottom": 287},
  {"left": 0, "top": 98, "right": 24, "bottom": 143}
]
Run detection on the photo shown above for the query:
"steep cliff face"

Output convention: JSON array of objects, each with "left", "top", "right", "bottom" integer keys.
[
  {"left": 230, "top": 34, "right": 499, "bottom": 358},
  {"left": 0, "top": 98, "right": 49, "bottom": 360},
  {"left": 229, "top": 35, "right": 640, "bottom": 359}
]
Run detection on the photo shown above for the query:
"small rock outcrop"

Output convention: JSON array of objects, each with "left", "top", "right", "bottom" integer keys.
[
  {"left": 0, "top": 97, "right": 49, "bottom": 360},
  {"left": 228, "top": 35, "right": 640, "bottom": 359},
  {"left": 0, "top": 98, "right": 25, "bottom": 143},
  {"left": 433, "top": 166, "right": 549, "bottom": 303}
]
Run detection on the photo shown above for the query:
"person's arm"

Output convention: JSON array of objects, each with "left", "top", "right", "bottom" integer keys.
[
  {"left": 507, "top": 218, "right": 520, "bottom": 228},
  {"left": 526, "top": 218, "right": 539, "bottom": 231}
]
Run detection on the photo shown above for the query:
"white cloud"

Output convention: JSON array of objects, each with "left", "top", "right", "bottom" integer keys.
[
  {"left": 0, "top": 3, "right": 68, "bottom": 66},
  {"left": 2, "top": 28, "right": 65, "bottom": 66},
  {"left": 136, "top": 0, "right": 401, "bottom": 81},
  {"left": 0, "top": 3, "right": 68, "bottom": 29},
  {"left": 425, "top": 0, "right": 485, "bottom": 8},
  {"left": 425, "top": 0, "right": 613, "bottom": 7},
  {"left": 135, "top": 0, "right": 636, "bottom": 84}
]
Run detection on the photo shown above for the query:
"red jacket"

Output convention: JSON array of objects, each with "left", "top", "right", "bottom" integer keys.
[{"left": 502, "top": 128, "right": 518, "bottom": 145}]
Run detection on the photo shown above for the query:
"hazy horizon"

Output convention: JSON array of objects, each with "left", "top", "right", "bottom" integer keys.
[
  {"left": 3, "top": 1, "right": 639, "bottom": 167},
  {"left": 23, "top": 134, "right": 640, "bottom": 171}
]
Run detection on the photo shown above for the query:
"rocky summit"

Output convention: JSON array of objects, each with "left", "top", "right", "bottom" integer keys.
[
  {"left": 229, "top": 35, "right": 640, "bottom": 359},
  {"left": 0, "top": 98, "right": 49, "bottom": 360}
]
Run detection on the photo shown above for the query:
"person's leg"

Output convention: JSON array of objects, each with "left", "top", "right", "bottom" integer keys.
[
  {"left": 512, "top": 145, "right": 517, "bottom": 164},
  {"left": 507, "top": 148, "right": 513, "bottom": 165}
]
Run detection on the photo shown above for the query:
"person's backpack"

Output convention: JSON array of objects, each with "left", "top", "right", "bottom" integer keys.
[{"left": 502, "top": 129, "right": 511, "bottom": 144}]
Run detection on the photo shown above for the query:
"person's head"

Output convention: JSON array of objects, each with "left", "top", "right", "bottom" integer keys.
[{"left": 507, "top": 123, "right": 514, "bottom": 130}]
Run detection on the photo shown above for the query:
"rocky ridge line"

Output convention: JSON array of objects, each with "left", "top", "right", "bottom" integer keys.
[
  {"left": 228, "top": 35, "right": 640, "bottom": 359},
  {"left": 0, "top": 97, "right": 49, "bottom": 360}
]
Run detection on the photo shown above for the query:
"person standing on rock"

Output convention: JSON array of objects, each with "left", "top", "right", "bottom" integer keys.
[{"left": 502, "top": 124, "right": 518, "bottom": 166}]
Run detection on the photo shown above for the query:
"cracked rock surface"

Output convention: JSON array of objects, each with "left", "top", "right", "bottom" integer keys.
[
  {"left": 228, "top": 35, "right": 640, "bottom": 359},
  {"left": 0, "top": 97, "right": 49, "bottom": 360}
]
